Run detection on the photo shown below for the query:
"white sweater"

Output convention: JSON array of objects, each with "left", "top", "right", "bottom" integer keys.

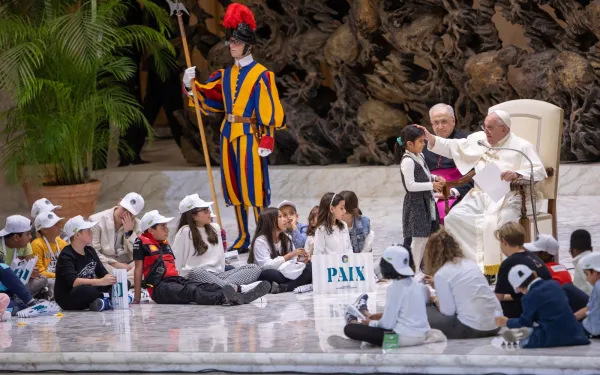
[
  {"left": 313, "top": 222, "right": 353, "bottom": 255},
  {"left": 252, "top": 234, "right": 298, "bottom": 270},
  {"left": 172, "top": 223, "right": 224, "bottom": 277}
]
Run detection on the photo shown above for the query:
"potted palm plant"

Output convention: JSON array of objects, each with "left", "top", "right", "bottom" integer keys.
[{"left": 0, "top": 0, "right": 175, "bottom": 219}]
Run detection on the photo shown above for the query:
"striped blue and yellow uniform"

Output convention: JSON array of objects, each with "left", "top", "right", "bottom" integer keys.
[{"left": 190, "top": 59, "right": 285, "bottom": 250}]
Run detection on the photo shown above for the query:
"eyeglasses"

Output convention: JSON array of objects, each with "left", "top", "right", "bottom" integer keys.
[
  {"left": 432, "top": 120, "right": 450, "bottom": 127},
  {"left": 192, "top": 208, "right": 210, "bottom": 214},
  {"left": 481, "top": 125, "right": 500, "bottom": 131},
  {"left": 227, "top": 38, "right": 244, "bottom": 46}
]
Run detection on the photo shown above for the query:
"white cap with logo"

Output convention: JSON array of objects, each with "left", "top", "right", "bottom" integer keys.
[
  {"left": 34, "top": 211, "right": 63, "bottom": 231},
  {"left": 0, "top": 215, "right": 32, "bottom": 237},
  {"left": 141, "top": 210, "right": 174, "bottom": 232},
  {"left": 508, "top": 264, "right": 533, "bottom": 292},
  {"left": 63, "top": 215, "right": 98, "bottom": 238},
  {"left": 382, "top": 246, "right": 414, "bottom": 276},
  {"left": 31, "top": 198, "right": 62, "bottom": 218},
  {"left": 580, "top": 252, "right": 600, "bottom": 272},
  {"left": 524, "top": 234, "right": 560, "bottom": 257},
  {"left": 119, "top": 192, "right": 145, "bottom": 216},
  {"left": 277, "top": 200, "right": 297, "bottom": 211},
  {"left": 178, "top": 194, "right": 213, "bottom": 214}
]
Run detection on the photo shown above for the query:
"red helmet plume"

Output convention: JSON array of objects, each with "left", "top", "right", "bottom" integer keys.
[{"left": 222, "top": 3, "right": 257, "bottom": 31}]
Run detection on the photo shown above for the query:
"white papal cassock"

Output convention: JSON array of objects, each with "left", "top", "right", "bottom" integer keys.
[{"left": 429, "top": 131, "right": 547, "bottom": 275}]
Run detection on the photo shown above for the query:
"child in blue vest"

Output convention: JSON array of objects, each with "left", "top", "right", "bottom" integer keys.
[
  {"left": 495, "top": 264, "right": 590, "bottom": 348},
  {"left": 339, "top": 191, "right": 372, "bottom": 253}
]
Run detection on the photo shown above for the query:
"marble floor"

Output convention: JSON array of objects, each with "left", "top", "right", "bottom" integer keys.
[{"left": 2, "top": 277, "right": 600, "bottom": 374}]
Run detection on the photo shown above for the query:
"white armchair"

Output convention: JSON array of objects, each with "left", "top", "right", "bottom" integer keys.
[{"left": 488, "top": 99, "right": 564, "bottom": 241}]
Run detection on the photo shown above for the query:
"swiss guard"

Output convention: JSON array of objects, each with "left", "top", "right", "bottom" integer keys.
[{"left": 182, "top": 3, "right": 286, "bottom": 253}]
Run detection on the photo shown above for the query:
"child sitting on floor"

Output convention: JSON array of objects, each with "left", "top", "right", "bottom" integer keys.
[
  {"left": 339, "top": 191, "right": 374, "bottom": 253},
  {"left": 249, "top": 208, "right": 311, "bottom": 294},
  {"left": 524, "top": 234, "right": 571, "bottom": 285},
  {"left": 495, "top": 265, "right": 589, "bottom": 348},
  {"left": 313, "top": 192, "right": 353, "bottom": 255},
  {"left": 54, "top": 216, "right": 117, "bottom": 312},
  {"left": 328, "top": 246, "right": 446, "bottom": 348},
  {"left": 574, "top": 252, "right": 600, "bottom": 337},
  {"left": 570, "top": 229, "right": 593, "bottom": 295},
  {"left": 31, "top": 211, "right": 67, "bottom": 294},
  {"left": 304, "top": 206, "right": 319, "bottom": 256}
]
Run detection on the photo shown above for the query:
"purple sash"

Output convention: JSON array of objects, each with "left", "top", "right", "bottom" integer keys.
[{"left": 432, "top": 167, "right": 463, "bottom": 224}]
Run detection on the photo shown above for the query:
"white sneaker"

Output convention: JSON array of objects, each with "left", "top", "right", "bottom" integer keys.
[
  {"left": 16, "top": 301, "right": 61, "bottom": 318},
  {"left": 128, "top": 289, "right": 151, "bottom": 303},
  {"left": 293, "top": 284, "right": 313, "bottom": 294},
  {"left": 241, "top": 281, "right": 263, "bottom": 293}
]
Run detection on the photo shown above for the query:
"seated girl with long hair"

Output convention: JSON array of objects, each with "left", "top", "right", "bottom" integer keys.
[
  {"left": 249, "top": 207, "right": 312, "bottom": 294},
  {"left": 313, "top": 192, "right": 353, "bottom": 255},
  {"left": 172, "top": 194, "right": 265, "bottom": 293},
  {"left": 423, "top": 230, "right": 501, "bottom": 339}
]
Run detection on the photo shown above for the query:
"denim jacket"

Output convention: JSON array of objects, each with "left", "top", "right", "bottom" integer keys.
[{"left": 349, "top": 216, "right": 371, "bottom": 253}]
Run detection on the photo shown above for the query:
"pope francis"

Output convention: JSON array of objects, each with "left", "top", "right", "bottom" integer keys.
[{"left": 418, "top": 109, "right": 547, "bottom": 277}]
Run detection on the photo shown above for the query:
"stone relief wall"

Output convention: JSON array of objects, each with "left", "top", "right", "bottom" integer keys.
[{"left": 176, "top": 0, "right": 600, "bottom": 165}]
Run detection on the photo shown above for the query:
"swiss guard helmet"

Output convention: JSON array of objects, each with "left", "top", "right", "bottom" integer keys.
[{"left": 223, "top": 3, "right": 257, "bottom": 52}]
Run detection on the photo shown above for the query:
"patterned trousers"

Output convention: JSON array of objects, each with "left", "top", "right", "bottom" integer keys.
[{"left": 187, "top": 264, "right": 262, "bottom": 287}]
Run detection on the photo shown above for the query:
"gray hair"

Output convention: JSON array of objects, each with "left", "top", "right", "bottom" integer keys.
[{"left": 429, "top": 103, "right": 455, "bottom": 119}]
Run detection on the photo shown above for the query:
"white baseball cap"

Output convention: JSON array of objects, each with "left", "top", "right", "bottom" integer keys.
[
  {"left": 0, "top": 215, "right": 32, "bottom": 237},
  {"left": 580, "top": 252, "right": 600, "bottom": 272},
  {"left": 63, "top": 215, "right": 98, "bottom": 238},
  {"left": 34, "top": 211, "right": 63, "bottom": 231},
  {"left": 524, "top": 234, "right": 559, "bottom": 257},
  {"left": 488, "top": 109, "right": 512, "bottom": 128},
  {"left": 508, "top": 264, "right": 533, "bottom": 292},
  {"left": 31, "top": 198, "right": 62, "bottom": 218},
  {"left": 178, "top": 194, "right": 213, "bottom": 214},
  {"left": 382, "top": 246, "right": 414, "bottom": 276},
  {"left": 277, "top": 200, "right": 297, "bottom": 211},
  {"left": 141, "top": 210, "right": 173, "bottom": 232},
  {"left": 119, "top": 192, "right": 145, "bottom": 216}
]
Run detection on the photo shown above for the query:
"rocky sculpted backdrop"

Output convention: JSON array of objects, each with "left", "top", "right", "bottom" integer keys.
[{"left": 173, "top": 0, "right": 600, "bottom": 165}]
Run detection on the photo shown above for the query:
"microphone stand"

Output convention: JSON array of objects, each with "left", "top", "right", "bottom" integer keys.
[{"left": 477, "top": 140, "right": 539, "bottom": 237}]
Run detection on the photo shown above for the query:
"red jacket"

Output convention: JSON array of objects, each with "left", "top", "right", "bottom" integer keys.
[{"left": 133, "top": 232, "right": 179, "bottom": 296}]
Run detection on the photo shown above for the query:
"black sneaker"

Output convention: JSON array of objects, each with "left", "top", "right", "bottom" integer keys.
[
  {"left": 241, "top": 280, "right": 270, "bottom": 304},
  {"left": 222, "top": 285, "right": 244, "bottom": 305}
]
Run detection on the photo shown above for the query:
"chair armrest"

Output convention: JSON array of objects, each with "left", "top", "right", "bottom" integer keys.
[{"left": 443, "top": 170, "right": 476, "bottom": 190}]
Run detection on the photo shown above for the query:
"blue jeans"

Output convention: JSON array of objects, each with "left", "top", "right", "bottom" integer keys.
[{"left": 0, "top": 264, "right": 33, "bottom": 309}]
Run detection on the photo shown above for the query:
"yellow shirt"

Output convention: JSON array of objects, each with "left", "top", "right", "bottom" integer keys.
[{"left": 31, "top": 236, "right": 67, "bottom": 279}]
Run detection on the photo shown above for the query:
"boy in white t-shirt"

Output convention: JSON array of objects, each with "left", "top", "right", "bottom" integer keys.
[{"left": 328, "top": 246, "right": 445, "bottom": 348}]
